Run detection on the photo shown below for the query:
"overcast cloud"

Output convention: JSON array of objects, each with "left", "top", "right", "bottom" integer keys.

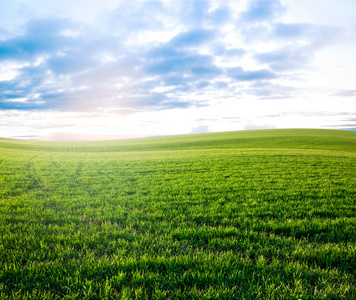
[{"left": 0, "top": 0, "right": 355, "bottom": 140}]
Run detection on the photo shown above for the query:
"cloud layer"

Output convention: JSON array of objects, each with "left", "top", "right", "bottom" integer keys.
[
  {"left": 0, "top": 0, "right": 344, "bottom": 113},
  {"left": 1, "top": 0, "right": 355, "bottom": 138}
]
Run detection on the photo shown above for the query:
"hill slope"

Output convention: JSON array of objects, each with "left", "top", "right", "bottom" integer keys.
[
  {"left": 1, "top": 128, "right": 356, "bottom": 153},
  {"left": 0, "top": 129, "right": 355, "bottom": 299}
]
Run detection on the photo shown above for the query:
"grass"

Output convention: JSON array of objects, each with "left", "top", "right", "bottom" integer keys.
[{"left": 0, "top": 129, "right": 355, "bottom": 299}]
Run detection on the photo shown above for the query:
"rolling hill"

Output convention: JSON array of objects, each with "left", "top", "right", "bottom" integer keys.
[{"left": 0, "top": 129, "right": 355, "bottom": 299}]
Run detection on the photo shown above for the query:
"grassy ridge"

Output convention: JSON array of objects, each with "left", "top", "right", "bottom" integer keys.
[
  {"left": 1, "top": 129, "right": 356, "bottom": 152},
  {"left": 0, "top": 129, "right": 356, "bottom": 299}
]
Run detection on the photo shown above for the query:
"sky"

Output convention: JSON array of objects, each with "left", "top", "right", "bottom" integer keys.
[{"left": 0, "top": 0, "right": 355, "bottom": 141}]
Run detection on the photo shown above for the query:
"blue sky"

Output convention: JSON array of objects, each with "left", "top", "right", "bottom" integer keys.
[{"left": 1, "top": 0, "right": 355, "bottom": 140}]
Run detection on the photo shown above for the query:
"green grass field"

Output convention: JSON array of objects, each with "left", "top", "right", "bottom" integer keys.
[{"left": 1, "top": 129, "right": 355, "bottom": 299}]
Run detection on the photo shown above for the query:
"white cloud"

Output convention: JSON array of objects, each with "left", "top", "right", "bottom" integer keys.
[{"left": 0, "top": 0, "right": 356, "bottom": 140}]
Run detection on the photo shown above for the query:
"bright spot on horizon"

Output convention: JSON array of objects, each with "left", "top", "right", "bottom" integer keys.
[{"left": 0, "top": 0, "right": 356, "bottom": 141}]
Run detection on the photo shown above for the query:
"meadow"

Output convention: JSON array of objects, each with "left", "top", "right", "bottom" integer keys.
[{"left": 0, "top": 129, "right": 355, "bottom": 299}]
